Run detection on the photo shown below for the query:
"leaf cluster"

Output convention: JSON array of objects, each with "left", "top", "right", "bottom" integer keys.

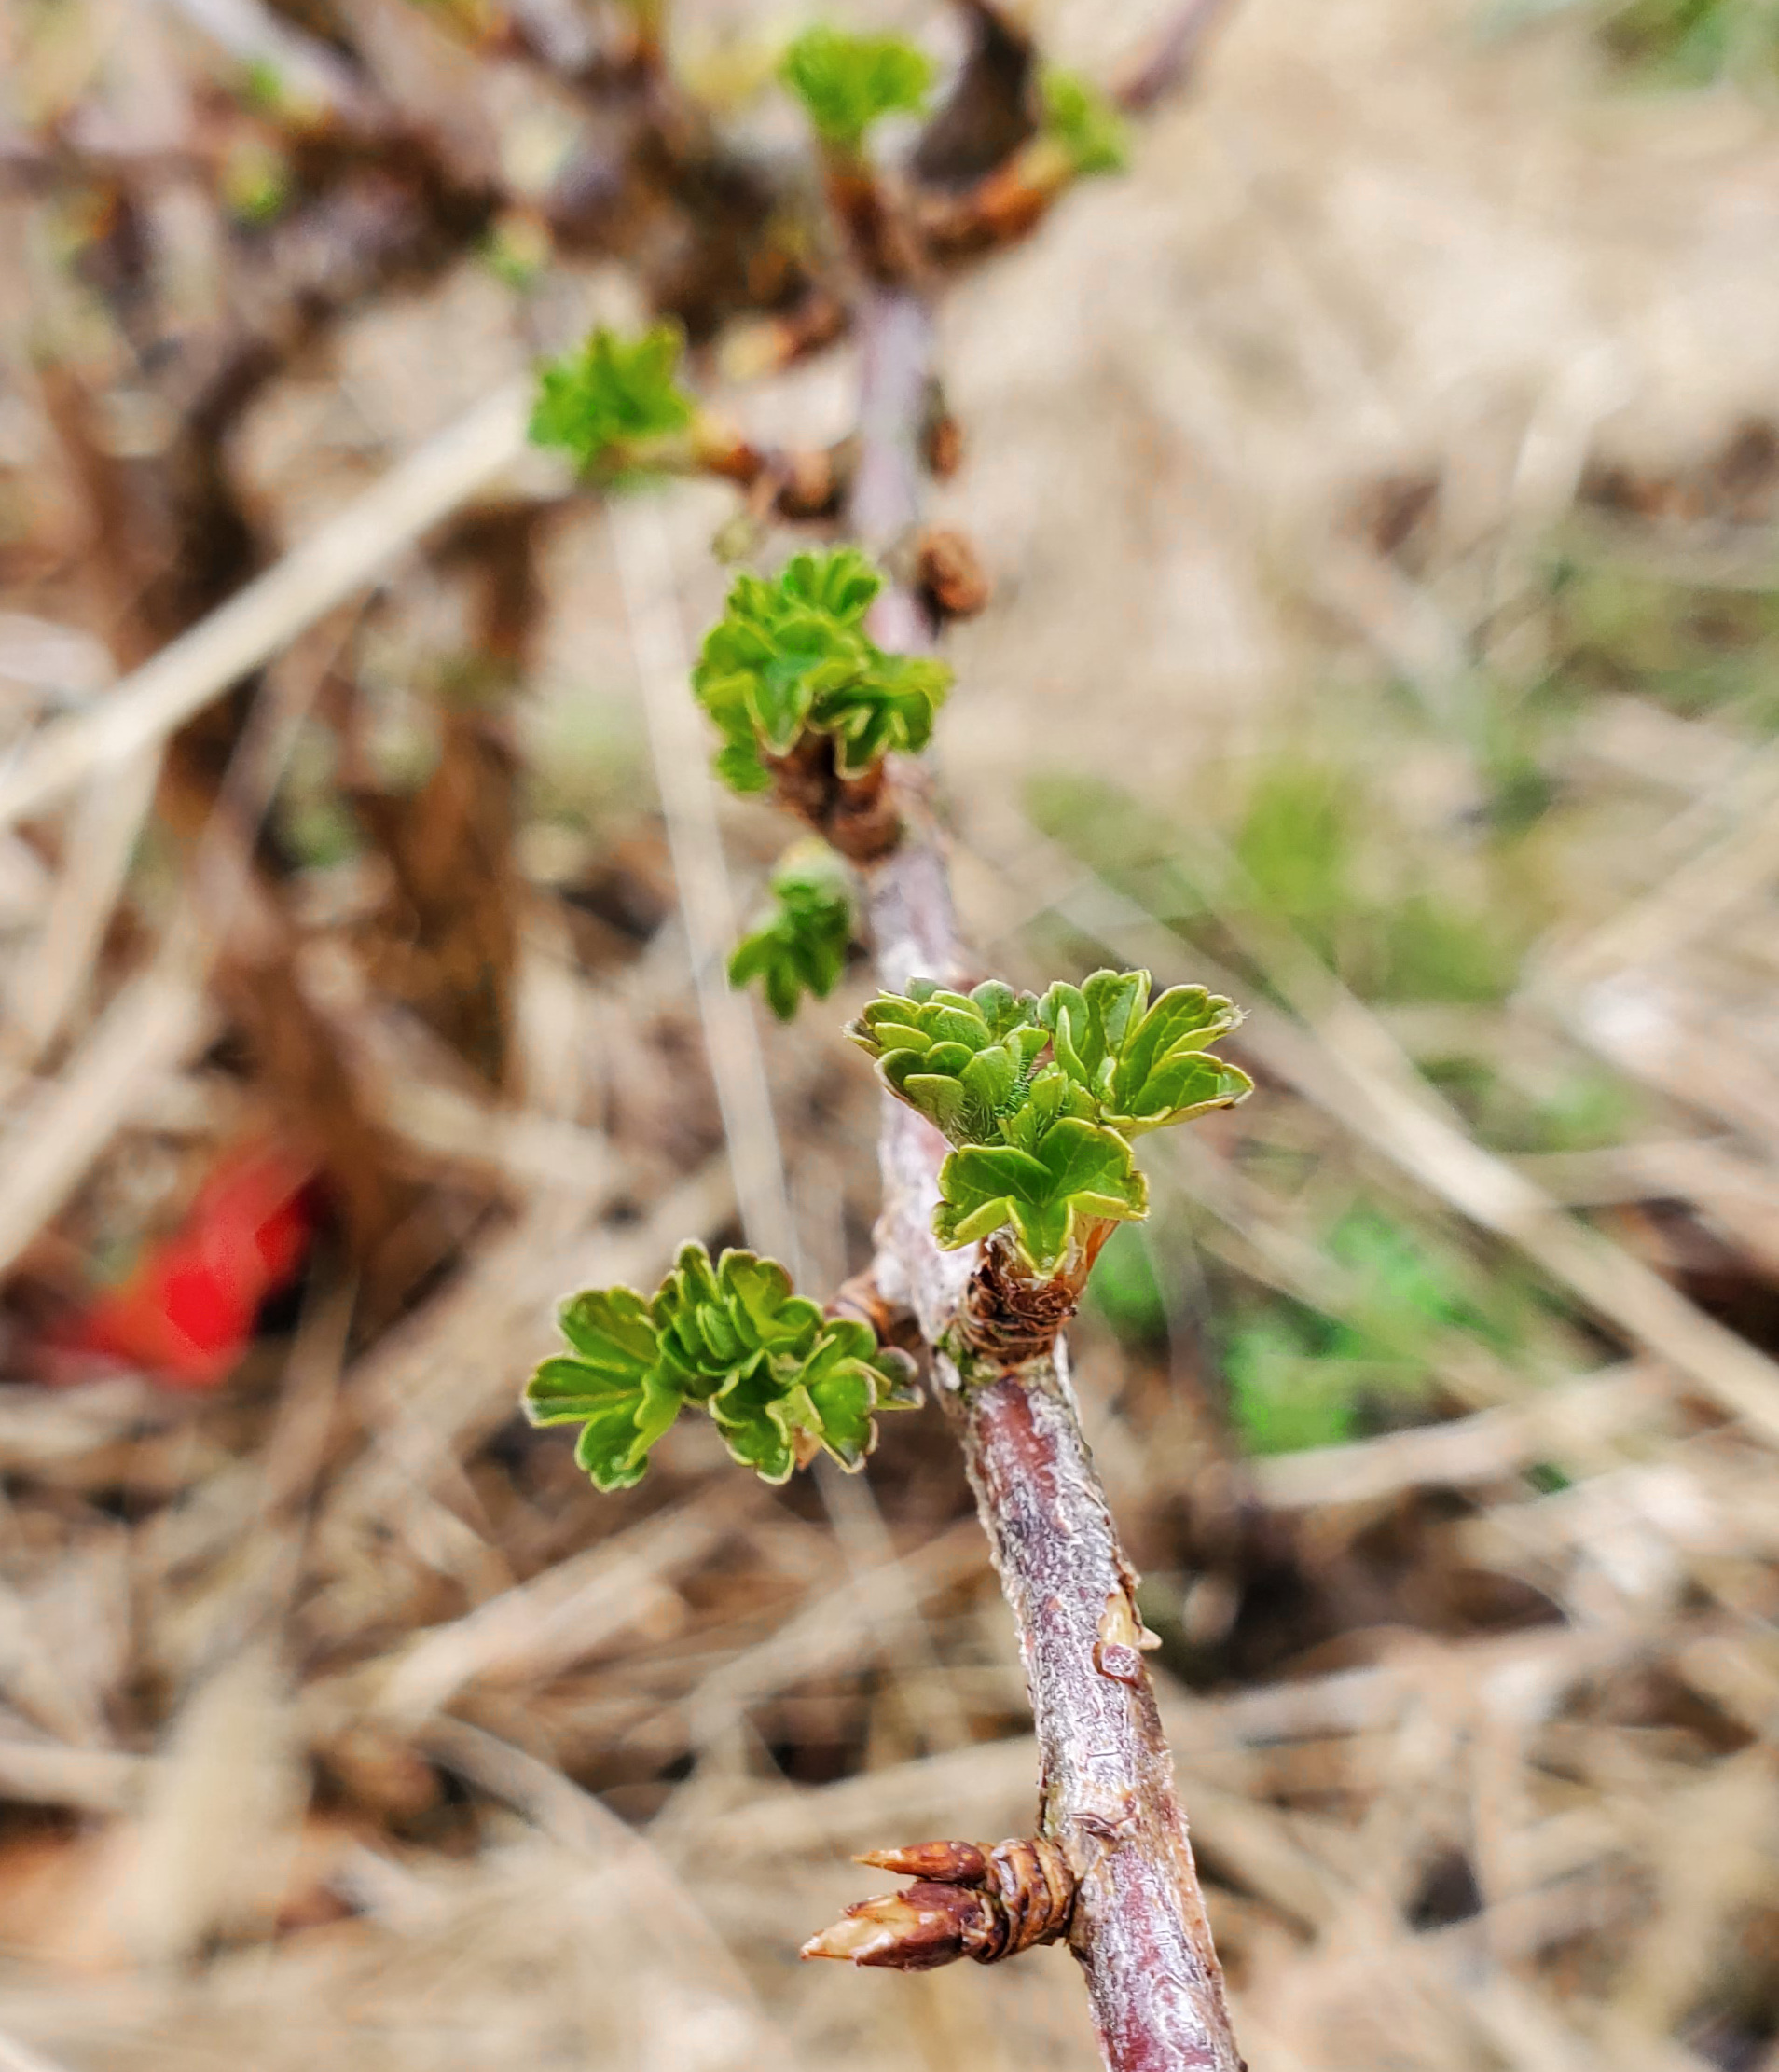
[
  {"left": 1040, "top": 69, "right": 1127, "bottom": 178},
  {"left": 849, "top": 970, "right": 1250, "bottom": 1276},
  {"left": 1593, "top": 0, "right": 1779, "bottom": 89},
  {"left": 693, "top": 548, "right": 952, "bottom": 794},
  {"left": 780, "top": 25, "right": 933, "bottom": 150},
  {"left": 529, "top": 323, "right": 695, "bottom": 477},
  {"left": 728, "top": 842, "right": 854, "bottom": 1020},
  {"left": 1040, "top": 967, "right": 1248, "bottom": 1135},
  {"left": 525, "top": 1242, "right": 918, "bottom": 1490}
]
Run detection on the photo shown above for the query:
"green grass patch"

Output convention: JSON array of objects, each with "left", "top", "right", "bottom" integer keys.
[{"left": 1547, "top": 546, "right": 1779, "bottom": 731}]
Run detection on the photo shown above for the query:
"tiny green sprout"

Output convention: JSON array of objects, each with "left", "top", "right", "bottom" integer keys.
[
  {"left": 529, "top": 323, "right": 696, "bottom": 478},
  {"left": 222, "top": 137, "right": 293, "bottom": 226},
  {"left": 1040, "top": 68, "right": 1127, "bottom": 178},
  {"left": 781, "top": 24, "right": 934, "bottom": 152},
  {"left": 693, "top": 547, "right": 952, "bottom": 795},
  {"left": 241, "top": 58, "right": 287, "bottom": 114},
  {"left": 525, "top": 1241, "right": 918, "bottom": 1490},
  {"left": 850, "top": 972, "right": 1248, "bottom": 1278},
  {"left": 728, "top": 840, "right": 854, "bottom": 1020},
  {"left": 236, "top": 54, "right": 329, "bottom": 132},
  {"left": 482, "top": 209, "right": 552, "bottom": 290}
]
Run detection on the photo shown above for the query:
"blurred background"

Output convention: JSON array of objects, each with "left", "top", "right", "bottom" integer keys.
[{"left": 4, "top": 0, "right": 1779, "bottom": 2065}]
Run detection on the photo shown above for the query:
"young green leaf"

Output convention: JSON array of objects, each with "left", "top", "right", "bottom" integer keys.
[
  {"left": 693, "top": 549, "right": 953, "bottom": 794},
  {"left": 523, "top": 1242, "right": 917, "bottom": 1490},
  {"left": 797, "top": 1316, "right": 920, "bottom": 1457},
  {"left": 729, "top": 842, "right": 854, "bottom": 1021},
  {"left": 855, "top": 969, "right": 1249, "bottom": 1279},
  {"left": 781, "top": 25, "right": 933, "bottom": 151},
  {"left": 1039, "top": 970, "right": 1251, "bottom": 1135},
  {"left": 849, "top": 978, "right": 1049, "bottom": 1143},
  {"left": 694, "top": 551, "right": 877, "bottom": 769},
  {"left": 651, "top": 1241, "right": 824, "bottom": 1398},
  {"left": 529, "top": 323, "right": 695, "bottom": 477},
  {"left": 933, "top": 1117, "right": 1149, "bottom": 1277},
  {"left": 1040, "top": 69, "right": 1127, "bottom": 178},
  {"left": 524, "top": 1288, "right": 683, "bottom": 1491},
  {"left": 818, "top": 649, "right": 954, "bottom": 776},
  {"left": 713, "top": 1315, "right": 918, "bottom": 1479}
]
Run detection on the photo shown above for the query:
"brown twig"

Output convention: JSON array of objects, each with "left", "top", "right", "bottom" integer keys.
[
  {"left": 1112, "top": 0, "right": 1245, "bottom": 114},
  {"left": 801, "top": 275, "right": 1244, "bottom": 2072}
]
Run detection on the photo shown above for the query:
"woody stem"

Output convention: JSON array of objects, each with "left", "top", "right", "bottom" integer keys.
[{"left": 839, "top": 277, "right": 1244, "bottom": 2072}]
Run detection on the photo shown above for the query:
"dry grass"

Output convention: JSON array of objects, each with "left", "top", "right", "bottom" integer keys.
[{"left": 1, "top": 0, "right": 1779, "bottom": 2066}]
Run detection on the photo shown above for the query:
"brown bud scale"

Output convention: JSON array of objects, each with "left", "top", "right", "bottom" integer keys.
[
  {"left": 915, "top": 528, "right": 990, "bottom": 621},
  {"left": 959, "top": 1245, "right": 1081, "bottom": 1362},
  {"left": 857, "top": 1839, "right": 991, "bottom": 1885},
  {"left": 761, "top": 735, "right": 903, "bottom": 864}
]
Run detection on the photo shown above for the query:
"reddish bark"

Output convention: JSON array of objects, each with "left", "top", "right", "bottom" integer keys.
[
  {"left": 832, "top": 811, "right": 1246, "bottom": 2070},
  {"left": 807, "top": 263, "right": 1246, "bottom": 2072},
  {"left": 952, "top": 1365, "right": 1241, "bottom": 2072}
]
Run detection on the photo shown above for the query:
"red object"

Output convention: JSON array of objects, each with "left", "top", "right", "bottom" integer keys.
[{"left": 60, "top": 1145, "right": 317, "bottom": 1388}]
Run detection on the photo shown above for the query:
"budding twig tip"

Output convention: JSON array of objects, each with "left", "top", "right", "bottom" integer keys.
[{"left": 811, "top": 1838, "right": 1077, "bottom": 1970}]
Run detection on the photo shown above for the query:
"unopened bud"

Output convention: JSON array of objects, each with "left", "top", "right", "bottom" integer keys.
[
  {"left": 803, "top": 1835, "right": 1076, "bottom": 1971},
  {"left": 856, "top": 1839, "right": 990, "bottom": 1885},
  {"left": 915, "top": 528, "right": 989, "bottom": 621},
  {"left": 801, "top": 1882, "right": 997, "bottom": 1970}
]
